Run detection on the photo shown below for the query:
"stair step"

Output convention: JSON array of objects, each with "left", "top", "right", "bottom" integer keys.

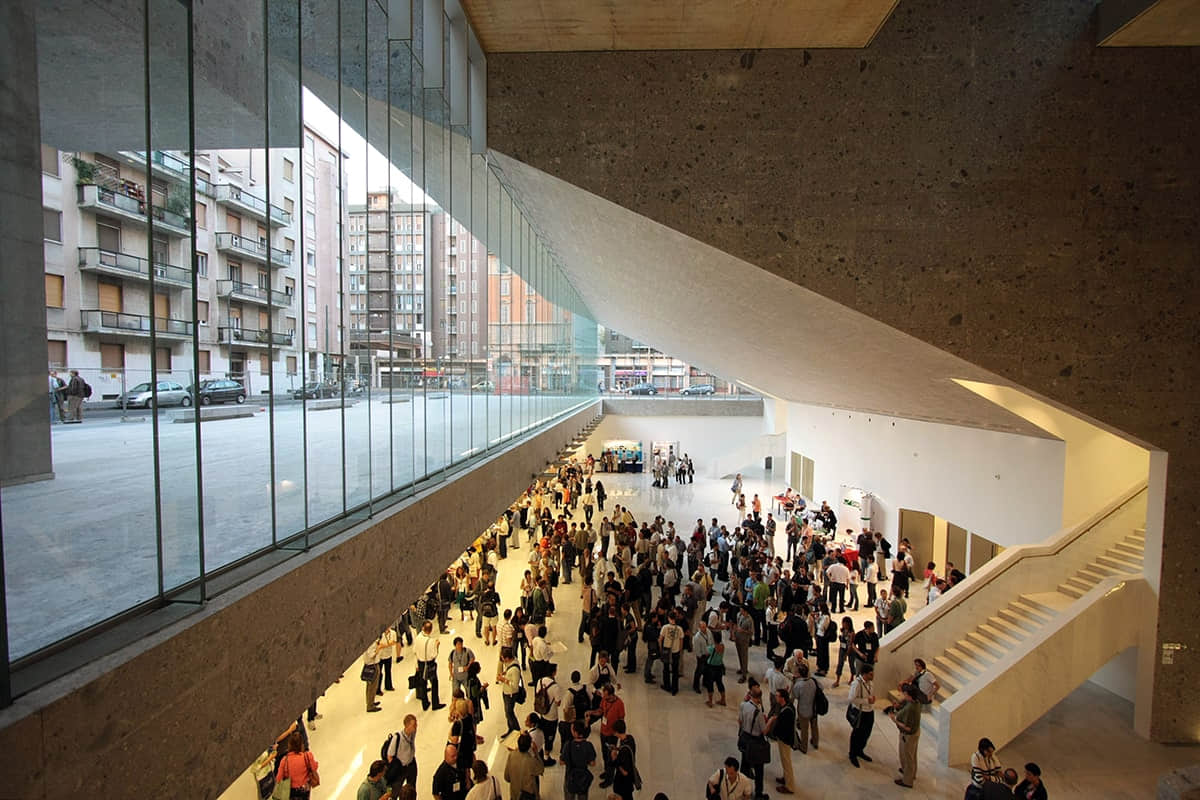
[
  {"left": 930, "top": 657, "right": 971, "bottom": 689},
  {"left": 1096, "top": 554, "right": 1142, "bottom": 573},
  {"left": 965, "top": 631, "right": 1008, "bottom": 659},
  {"left": 1057, "top": 583, "right": 1087, "bottom": 599},
  {"left": 949, "top": 641, "right": 996, "bottom": 671},
  {"left": 926, "top": 662, "right": 964, "bottom": 690},
  {"left": 1015, "top": 596, "right": 1057, "bottom": 620},
  {"left": 1112, "top": 542, "right": 1143, "bottom": 559},
  {"left": 1081, "top": 562, "right": 1120, "bottom": 578},
  {"left": 1078, "top": 566, "right": 1117, "bottom": 584},
  {"left": 936, "top": 647, "right": 984, "bottom": 681},
  {"left": 1062, "top": 576, "right": 1098, "bottom": 595},
  {"left": 997, "top": 607, "right": 1043, "bottom": 633},
  {"left": 984, "top": 617, "right": 1028, "bottom": 643},
  {"left": 1012, "top": 599, "right": 1060, "bottom": 623},
  {"left": 1080, "top": 566, "right": 1113, "bottom": 585}
]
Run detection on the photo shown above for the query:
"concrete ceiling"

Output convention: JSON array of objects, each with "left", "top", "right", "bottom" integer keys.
[
  {"left": 459, "top": 0, "right": 901, "bottom": 52},
  {"left": 489, "top": 150, "right": 1055, "bottom": 440},
  {"left": 1100, "top": 0, "right": 1200, "bottom": 46}
]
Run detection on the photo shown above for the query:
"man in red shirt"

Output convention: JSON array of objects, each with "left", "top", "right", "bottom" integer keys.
[{"left": 587, "top": 683, "right": 625, "bottom": 788}]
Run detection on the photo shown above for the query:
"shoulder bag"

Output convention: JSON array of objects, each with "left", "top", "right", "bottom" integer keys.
[{"left": 271, "top": 756, "right": 291, "bottom": 800}]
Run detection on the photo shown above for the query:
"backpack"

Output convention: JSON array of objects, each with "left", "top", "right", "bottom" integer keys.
[
  {"left": 823, "top": 619, "right": 838, "bottom": 643},
  {"left": 380, "top": 731, "right": 399, "bottom": 762},
  {"left": 534, "top": 678, "right": 556, "bottom": 715},
  {"left": 564, "top": 740, "right": 594, "bottom": 794},
  {"left": 812, "top": 679, "right": 829, "bottom": 716},
  {"left": 479, "top": 592, "right": 498, "bottom": 617},
  {"left": 81, "top": 380, "right": 93, "bottom": 398},
  {"left": 509, "top": 665, "right": 527, "bottom": 705}
]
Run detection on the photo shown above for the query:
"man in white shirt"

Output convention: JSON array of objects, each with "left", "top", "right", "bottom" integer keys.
[
  {"left": 414, "top": 620, "right": 444, "bottom": 711},
  {"left": 530, "top": 625, "right": 552, "bottom": 683},
  {"left": 535, "top": 663, "right": 563, "bottom": 764},
  {"left": 825, "top": 559, "right": 851, "bottom": 613},
  {"left": 383, "top": 713, "right": 418, "bottom": 791},
  {"left": 874, "top": 588, "right": 891, "bottom": 634},
  {"left": 692, "top": 620, "right": 715, "bottom": 694},
  {"left": 364, "top": 635, "right": 386, "bottom": 712},
  {"left": 658, "top": 611, "right": 685, "bottom": 695},
  {"left": 708, "top": 757, "right": 754, "bottom": 800}
]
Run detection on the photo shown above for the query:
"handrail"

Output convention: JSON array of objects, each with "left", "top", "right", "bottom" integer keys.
[{"left": 881, "top": 479, "right": 1148, "bottom": 652}]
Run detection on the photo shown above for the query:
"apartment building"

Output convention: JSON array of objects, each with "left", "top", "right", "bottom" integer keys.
[
  {"left": 486, "top": 253, "right": 573, "bottom": 392},
  {"left": 42, "top": 147, "right": 297, "bottom": 399},
  {"left": 430, "top": 210, "right": 489, "bottom": 384},
  {"left": 40, "top": 129, "right": 344, "bottom": 400},
  {"left": 299, "top": 127, "right": 349, "bottom": 382},
  {"left": 346, "top": 193, "right": 431, "bottom": 387}
]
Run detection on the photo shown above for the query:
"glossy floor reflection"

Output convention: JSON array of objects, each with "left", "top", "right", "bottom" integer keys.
[{"left": 220, "top": 462, "right": 1197, "bottom": 800}]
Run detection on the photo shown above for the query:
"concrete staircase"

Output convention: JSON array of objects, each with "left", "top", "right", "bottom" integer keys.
[{"left": 888, "top": 527, "right": 1146, "bottom": 741}]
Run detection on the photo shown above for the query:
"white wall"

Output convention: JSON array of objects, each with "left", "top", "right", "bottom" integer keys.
[
  {"left": 586, "top": 414, "right": 768, "bottom": 476},
  {"left": 785, "top": 402, "right": 1065, "bottom": 546},
  {"left": 955, "top": 380, "right": 1150, "bottom": 528},
  {"left": 1090, "top": 646, "right": 1139, "bottom": 703}
]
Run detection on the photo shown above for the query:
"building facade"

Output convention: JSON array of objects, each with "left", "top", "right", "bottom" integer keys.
[{"left": 41, "top": 127, "right": 344, "bottom": 401}]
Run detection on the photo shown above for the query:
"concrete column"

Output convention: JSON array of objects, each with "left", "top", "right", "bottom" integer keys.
[{"left": 0, "top": 0, "right": 53, "bottom": 485}]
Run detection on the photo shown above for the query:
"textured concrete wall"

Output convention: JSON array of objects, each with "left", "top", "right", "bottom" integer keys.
[
  {"left": 486, "top": 0, "right": 1200, "bottom": 742},
  {"left": 0, "top": 0, "right": 53, "bottom": 486},
  {"left": 0, "top": 403, "right": 599, "bottom": 799}
]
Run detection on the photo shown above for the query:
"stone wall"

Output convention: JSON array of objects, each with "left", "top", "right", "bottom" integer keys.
[
  {"left": 486, "top": 0, "right": 1200, "bottom": 742},
  {"left": 0, "top": 403, "right": 600, "bottom": 799}
]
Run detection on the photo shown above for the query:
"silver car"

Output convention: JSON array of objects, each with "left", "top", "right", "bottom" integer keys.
[{"left": 116, "top": 380, "right": 192, "bottom": 408}]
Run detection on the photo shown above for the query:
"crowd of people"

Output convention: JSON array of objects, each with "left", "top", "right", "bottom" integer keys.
[{"left": 269, "top": 457, "right": 1048, "bottom": 800}]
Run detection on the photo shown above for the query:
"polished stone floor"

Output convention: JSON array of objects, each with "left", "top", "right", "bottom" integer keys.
[{"left": 219, "top": 463, "right": 1197, "bottom": 800}]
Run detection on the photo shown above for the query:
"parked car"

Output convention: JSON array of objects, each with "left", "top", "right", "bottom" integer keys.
[
  {"left": 193, "top": 379, "right": 247, "bottom": 405},
  {"left": 291, "top": 381, "right": 339, "bottom": 400},
  {"left": 680, "top": 383, "right": 716, "bottom": 396},
  {"left": 471, "top": 379, "right": 496, "bottom": 393},
  {"left": 117, "top": 381, "right": 191, "bottom": 408},
  {"left": 626, "top": 382, "right": 658, "bottom": 395}
]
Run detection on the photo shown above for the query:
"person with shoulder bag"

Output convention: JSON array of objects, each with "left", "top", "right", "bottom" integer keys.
[
  {"left": 736, "top": 685, "right": 770, "bottom": 800},
  {"left": 765, "top": 689, "right": 797, "bottom": 794},
  {"left": 847, "top": 663, "right": 877, "bottom": 768},
  {"left": 274, "top": 731, "right": 320, "bottom": 799}
]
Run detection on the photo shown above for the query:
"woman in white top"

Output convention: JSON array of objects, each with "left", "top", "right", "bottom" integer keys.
[
  {"left": 969, "top": 737, "right": 1002, "bottom": 788},
  {"left": 464, "top": 760, "right": 502, "bottom": 800}
]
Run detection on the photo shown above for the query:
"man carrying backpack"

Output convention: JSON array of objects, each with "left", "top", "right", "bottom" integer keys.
[
  {"left": 382, "top": 714, "right": 418, "bottom": 792},
  {"left": 63, "top": 369, "right": 88, "bottom": 423},
  {"left": 562, "top": 720, "right": 596, "bottom": 800},
  {"left": 533, "top": 663, "right": 563, "bottom": 764}
]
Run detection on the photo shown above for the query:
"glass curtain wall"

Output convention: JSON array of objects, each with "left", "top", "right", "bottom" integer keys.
[{"left": 2, "top": 0, "right": 598, "bottom": 682}]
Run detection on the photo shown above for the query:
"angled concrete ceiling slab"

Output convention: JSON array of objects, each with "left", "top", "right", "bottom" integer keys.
[
  {"left": 1101, "top": 0, "right": 1200, "bottom": 46},
  {"left": 460, "top": 0, "right": 900, "bottom": 52},
  {"left": 489, "top": 150, "right": 1055, "bottom": 439}
]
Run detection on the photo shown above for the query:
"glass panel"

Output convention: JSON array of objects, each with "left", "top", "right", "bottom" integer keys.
[
  {"left": 4, "top": 4, "right": 157, "bottom": 659},
  {"left": 196, "top": 1, "right": 275, "bottom": 570},
  {"left": 4, "top": 0, "right": 602, "bottom": 671},
  {"left": 149, "top": 0, "right": 201, "bottom": 593}
]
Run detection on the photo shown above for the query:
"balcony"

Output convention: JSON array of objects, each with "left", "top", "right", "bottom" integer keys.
[
  {"left": 77, "top": 184, "right": 191, "bottom": 237},
  {"left": 217, "top": 326, "right": 294, "bottom": 348},
  {"left": 78, "top": 247, "right": 192, "bottom": 288},
  {"left": 216, "top": 280, "right": 293, "bottom": 308},
  {"left": 80, "top": 309, "right": 193, "bottom": 340},
  {"left": 214, "top": 232, "right": 292, "bottom": 267},
  {"left": 114, "top": 150, "right": 190, "bottom": 184},
  {"left": 214, "top": 183, "right": 290, "bottom": 226}
]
